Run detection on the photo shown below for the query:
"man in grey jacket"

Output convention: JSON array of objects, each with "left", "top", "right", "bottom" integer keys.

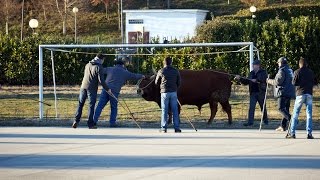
[
  {"left": 72, "top": 53, "right": 110, "bottom": 129},
  {"left": 267, "top": 57, "right": 295, "bottom": 131},
  {"left": 155, "top": 57, "right": 181, "bottom": 133},
  {"left": 93, "top": 59, "right": 144, "bottom": 128}
]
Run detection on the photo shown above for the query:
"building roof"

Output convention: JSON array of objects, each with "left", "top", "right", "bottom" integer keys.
[{"left": 123, "top": 9, "right": 209, "bottom": 14}]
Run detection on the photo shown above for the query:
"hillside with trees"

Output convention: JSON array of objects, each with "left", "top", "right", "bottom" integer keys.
[
  {"left": 1, "top": 0, "right": 319, "bottom": 41},
  {"left": 1, "top": 0, "right": 320, "bottom": 85}
]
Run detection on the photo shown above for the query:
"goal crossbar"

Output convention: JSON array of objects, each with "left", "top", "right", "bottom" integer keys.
[{"left": 38, "top": 42, "right": 255, "bottom": 119}]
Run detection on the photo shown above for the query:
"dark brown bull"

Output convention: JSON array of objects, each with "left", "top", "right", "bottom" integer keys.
[{"left": 137, "top": 69, "right": 233, "bottom": 124}]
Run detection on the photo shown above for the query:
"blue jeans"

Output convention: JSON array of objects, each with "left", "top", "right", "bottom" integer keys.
[
  {"left": 75, "top": 88, "right": 97, "bottom": 127},
  {"left": 93, "top": 89, "right": 119, "bottom": 124},
  {"left": 290, "top": 94, "right": 313, "bottom": 135},
  {"left": 161, "top": 92, "right": 180, "bottom": 130},
  {"left": 248, "top": 92, "right": 268, "bottom": 124}
]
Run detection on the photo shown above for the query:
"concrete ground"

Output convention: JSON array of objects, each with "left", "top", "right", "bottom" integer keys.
[{"left": 0, "top": 127, "right": 319, "bottom": 180}]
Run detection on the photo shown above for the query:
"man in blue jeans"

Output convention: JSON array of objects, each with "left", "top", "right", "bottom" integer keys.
[
  {"left": 73, "top": 53, "right": 110, "bottom": 129},
  {"left": 155, "top": 57, "right": 181, "bottom": 133},
  {"left": 93, "top": 59, "right": 144, "bottom": 128},
  {"left": 286, "top": 57, "right": 315, "bottom": 139},
  {"left": 267, "top": 57, "right": 295, "bottom": 132}
]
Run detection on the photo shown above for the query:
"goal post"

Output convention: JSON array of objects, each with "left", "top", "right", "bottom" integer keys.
[{"left": 38, "top": 42, "right": 255, "bottom": 120}]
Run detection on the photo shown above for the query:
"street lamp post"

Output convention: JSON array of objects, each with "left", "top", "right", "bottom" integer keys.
[
  {"left": 250, "top": 6, "right": 257, "bottom": 19},
  {"left": 120, "top": 0, "right": 124, "bottom": 43},
  {"left": 73, "top": 7, "right": 79, "bottom": 43},
  {"left": 29, "top": 19, "right": 39, "bottom": 34}
]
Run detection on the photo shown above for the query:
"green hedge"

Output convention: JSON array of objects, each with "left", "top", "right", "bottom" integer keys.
[
  {"left": 194, "top": 16, "right": 320, "bottom": 79},
  {"left": 0, "top": 35, "right": 117, "bottom": 85},
  {"left": 234, "top": 4, "right": 320, "bottom": 22},
  {"left": 1, "top": 16, "right": 320, "bottom": 85}
]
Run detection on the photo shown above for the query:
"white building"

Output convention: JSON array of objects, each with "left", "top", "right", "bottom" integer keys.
[{"left": 123, "top": 9, "right": 209, "bottom": 44}]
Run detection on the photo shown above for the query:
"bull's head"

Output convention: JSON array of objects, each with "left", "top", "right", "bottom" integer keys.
[{"left": 137, "top": 75, "right": 157, "bottom": 101}]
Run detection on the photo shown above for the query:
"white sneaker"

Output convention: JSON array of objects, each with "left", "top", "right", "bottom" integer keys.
[{"left": 275, "top": 126, "right": 285, "bottom": 132}]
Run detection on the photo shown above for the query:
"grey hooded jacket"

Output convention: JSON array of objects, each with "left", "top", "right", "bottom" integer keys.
[
  {"left": 268, "top": 64, "right": 295, "bottom": 98},
  {"left": 80, "top": 57, "right": 109, "bottom": 91}
]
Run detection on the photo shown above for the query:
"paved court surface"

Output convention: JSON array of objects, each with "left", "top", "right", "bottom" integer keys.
[{"left": 0, "top": 127, "right": 319, "bottom": 180}]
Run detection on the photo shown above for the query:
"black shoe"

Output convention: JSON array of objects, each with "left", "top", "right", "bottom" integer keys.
[
  {"left": 88, "top": 125, "right": 97, "bottom": 129},
  {"left": 175, "top": 129, "right": 182, "bottom": 133},
  {"left": 159, "top": 129, "right": 167, "bottom": 133},
  {"left": 243, "top": 123, "right": 253, "bottom": 127},
  {"left": 286, "top": 134, "right": 296, "bottom": 139},
  {"left": 72, "top": 121, "right": 79, "bottom": 129},
  {"left": 109, "top": 123, "right": 119, "bottom": 128},
  {"left": 307, "top": 134, "right": 314, "bottom": 139}
]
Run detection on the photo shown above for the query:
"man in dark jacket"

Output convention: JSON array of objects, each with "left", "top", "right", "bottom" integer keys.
[
  {"left": 155, "top": 57, "right": 181, "bottom": 133},
  {"left": 72, "top": 53, "right": 110, "bottom": 129},
  {"left": 286, "top": 57, "right": 315, "bottom": 139},
  {"left": 267, "top": 57, "right": 295, "bottom": 131},
  {"left": 235, "top": 60, "right": 268, "bottom": 126},
  {"left": 93, "top": 59, "right": 144, "bottom": 128}
]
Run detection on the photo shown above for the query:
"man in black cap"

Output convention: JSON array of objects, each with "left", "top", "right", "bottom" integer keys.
[
  {"left": 267, "top": 57, "right": 295, "bottom": 132},
  {"left": 235, "top": 60, "right": 268, "bottom": 126},
  {"left": 72, "top": 53, "right": 110, "bottom": 129}
]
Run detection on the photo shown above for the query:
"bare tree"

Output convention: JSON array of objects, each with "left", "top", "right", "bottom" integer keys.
[
  {"left": 91, "top": 0, "right": 118, "bottom": 19},
  {"left": 3, "top": 0, "right": 19, "bottom": 35},
  {"left": 55, "top": 0, "right": 77, "bottom": 35},
  {"left": 5, "top": 0, "right": 9, "bottom": 35},
  {"left": 21, "top": 0, "right": 24, "bottom": 40},
  {"left": 240, "top": 0, "right": 267, "bottom": 6}
]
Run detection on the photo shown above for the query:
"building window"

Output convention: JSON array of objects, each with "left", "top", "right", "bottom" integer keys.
[{"left": 129, "top": 19, "right": 144, "bottom": 24}]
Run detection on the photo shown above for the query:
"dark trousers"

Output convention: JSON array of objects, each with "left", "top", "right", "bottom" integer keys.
[
  {"left": 248, "top": 92, "right": 268, "bottom": 124},
  {"left": 75, "top": 88, "right": 97, "bottom": 127},
  {"left": 277, "top": 96, "right": 291, "bottom": 129}
]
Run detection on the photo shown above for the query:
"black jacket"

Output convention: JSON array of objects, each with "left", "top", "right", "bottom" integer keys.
[
  {"left": 293, "top": 66, "right": 315, "bottom": 96},
  {"left": 155, "top": 65, "right": 181, "bottom": 93},
  {"left": 240, "top": 69, "right": 268, "bottom": 95}
]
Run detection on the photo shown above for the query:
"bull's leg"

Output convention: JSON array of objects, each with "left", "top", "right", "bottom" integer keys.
[
  {"left": 208, "top": 101, "right": 218, "bottom": 124},
  {"left": 220, "top": 101, "right": 233, "bottom": 125}
]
